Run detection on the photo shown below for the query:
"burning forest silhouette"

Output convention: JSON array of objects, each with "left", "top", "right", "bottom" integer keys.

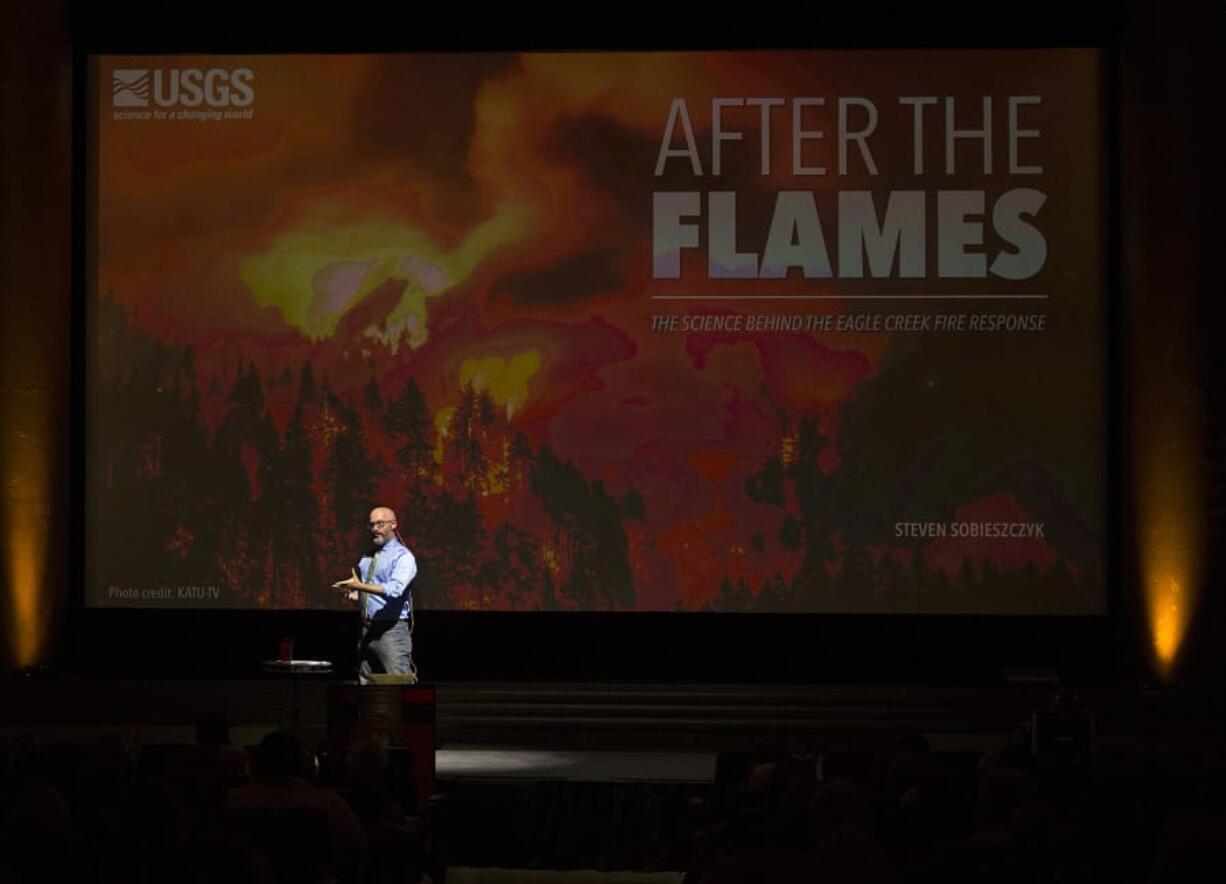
[{"left": 90, "top": 297, "right": 1101, "bottom": 613}]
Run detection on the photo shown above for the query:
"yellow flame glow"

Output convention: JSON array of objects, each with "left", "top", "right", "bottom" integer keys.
[
  {"left": 459, "top": 351, "right": 541, "bottom": 418},
  {"left": 433, "top": 406, "right": 454, "bottom": 465},
  {"left": 241, "top": 202, "right": 533, "bottom": 344}
]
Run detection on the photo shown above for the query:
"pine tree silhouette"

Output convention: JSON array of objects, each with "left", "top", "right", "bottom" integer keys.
[
  {"left": 280, "top": 401, "right": 320, "bottom": 606},
  {"left": 530, "top": 446, "right": 635, "bottom": 609},
  {"left": 745, "top": 455, "right": 786, "bottom": 506},
  {"left": 386, "top": 377, "right": 433, "bottom": 488},
  {"left": 322, "top": 392, "right": 377, "bottom": 576},
  {"left": 620, "top": 487, "right": 646, "bottom": 522},
  {"left": 446, "top": 383, "right": 498, "bottom": 495}
]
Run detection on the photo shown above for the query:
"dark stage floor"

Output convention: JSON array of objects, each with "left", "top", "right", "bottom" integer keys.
[{"left": 1, "top": 675, "right": 1219, "bottom": 759}]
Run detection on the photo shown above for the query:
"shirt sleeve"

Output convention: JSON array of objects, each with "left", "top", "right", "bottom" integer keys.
[{"left": 378, "top": 549, "right": 417, "bottom": 598}]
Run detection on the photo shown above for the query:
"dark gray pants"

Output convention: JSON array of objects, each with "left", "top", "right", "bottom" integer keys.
[{"left": 358, "top": 619, "right": 412, "bottom": 684}]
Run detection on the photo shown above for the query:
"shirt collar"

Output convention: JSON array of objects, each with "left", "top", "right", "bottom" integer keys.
[{"left": 374, "top": 536, "right": 403, "bottom": 556}]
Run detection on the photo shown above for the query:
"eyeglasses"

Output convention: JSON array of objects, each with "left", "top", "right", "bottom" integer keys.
[{"left": 368, "top": 520, "right": 393, "bottom": 529}]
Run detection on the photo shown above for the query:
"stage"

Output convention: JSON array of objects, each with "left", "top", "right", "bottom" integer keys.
[{"left": 2, "top": 675, "right": 1216, "bottom": 755}]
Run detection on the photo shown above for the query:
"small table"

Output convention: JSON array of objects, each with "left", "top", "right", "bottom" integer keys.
[{"left": 261, "top": 659, "right": 333, "bottom": 732}]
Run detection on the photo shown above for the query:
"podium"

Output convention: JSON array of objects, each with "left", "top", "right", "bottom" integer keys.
[
  {"left": 260, "top": 659, "right": 333, "bottom": 732},
  {"left": 327, "top": 682, "right": 435, "bottom": 812}
]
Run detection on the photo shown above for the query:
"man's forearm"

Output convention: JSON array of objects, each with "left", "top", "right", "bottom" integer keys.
[{"left": 353, "top": 581, "right": 387, "bottom": 595}]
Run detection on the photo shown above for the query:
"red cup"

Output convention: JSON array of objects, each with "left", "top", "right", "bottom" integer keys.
[{"left": 279, "top": 638, "right": 293, "bottom": 662}]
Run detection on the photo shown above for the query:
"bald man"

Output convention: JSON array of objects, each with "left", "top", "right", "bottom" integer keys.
[{"left": 333, "top": 506, "right": 417, "bottom": 684}]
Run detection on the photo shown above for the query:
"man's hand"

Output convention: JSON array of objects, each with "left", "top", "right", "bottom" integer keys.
[{"left": 332, "top": 568, "right": 362, "bottom": 592}]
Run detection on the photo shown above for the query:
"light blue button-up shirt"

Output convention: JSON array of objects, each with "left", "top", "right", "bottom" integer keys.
[{"left": 356, "top": 537, "right": 417, "bottom": 621}]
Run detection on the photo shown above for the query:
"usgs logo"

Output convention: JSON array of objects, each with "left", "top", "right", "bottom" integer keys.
[{"left": 111, "top": 68, "right": 255, "bottom": 108}]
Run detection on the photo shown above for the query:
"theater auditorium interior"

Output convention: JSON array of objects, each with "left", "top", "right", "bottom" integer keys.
[{"left": 1, "top": 2, "right": 1223, "bottom": 883}]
